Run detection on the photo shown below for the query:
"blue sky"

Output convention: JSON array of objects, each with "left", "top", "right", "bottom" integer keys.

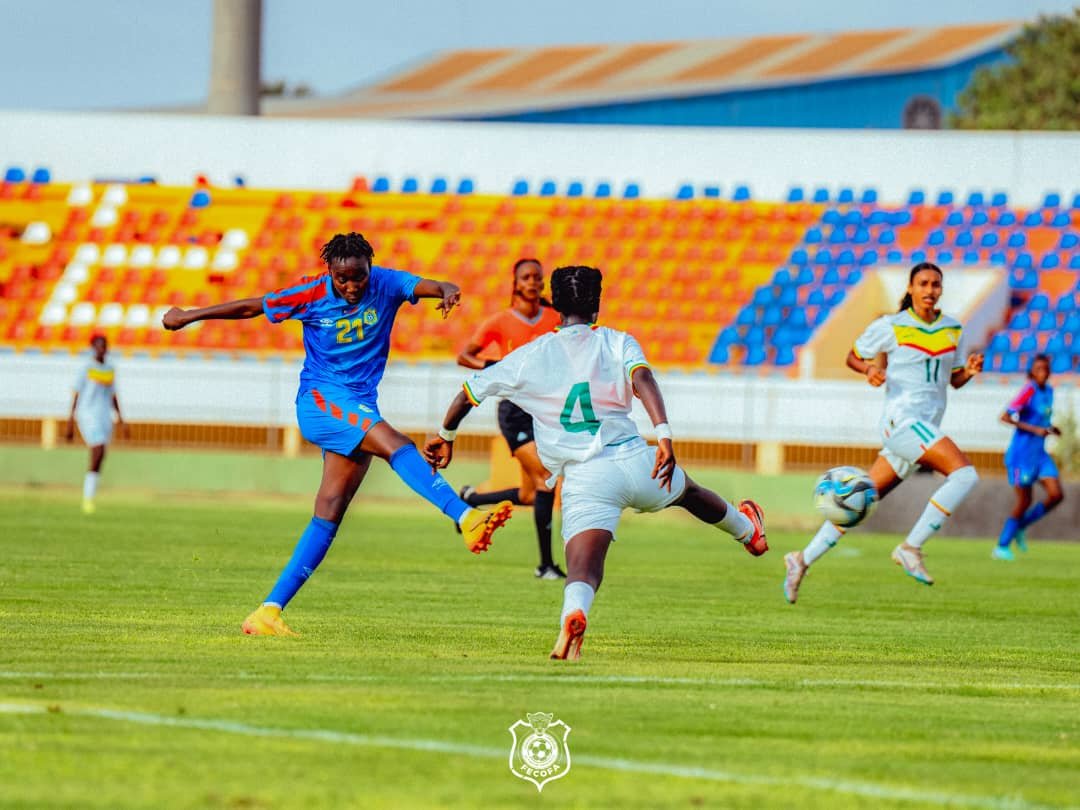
[{"left": 1, "top": 0, "right": 1075, "bottom": 110}]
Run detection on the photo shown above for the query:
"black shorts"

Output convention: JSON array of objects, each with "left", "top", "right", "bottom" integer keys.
[{"left": 498, "top": 400, "right": 535, "bottom": 453}]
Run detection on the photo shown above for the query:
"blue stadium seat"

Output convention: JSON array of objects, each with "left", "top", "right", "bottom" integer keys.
[
  {"left": 774, "top": 345, "right": 797, "bottom": 366},
  {"left": 788, "top": 310, "right": 809, "bottom": 330},
  {"left": 937, "top": 191, "right": 954, "bottom": 206},
  {"left": 3, "top": 166, "right": 25, "bottom": 182},
  {"left": 787, "top": 187, "right": 805, "bottom": 203},
  {"left": 807, "top": 289, "right": 826, "bottom": 307},
  {"left": 1072, "top": 193, "right": 1080, "bottom": 209},
  {"left": 814, "top": 308, "right": 831, "bottom": 326},
  {"left": 936, "top": 250, "right": 954, "bottom": 264},
  {"left": 736, "top": 307, "right": 756, "bottom": 326},
  {"left": 988, "top": 333, "right": 1011, "bottom": 353},
  {"left": 511, "top": 179, "right": 529, "bottom": 196},
  {"left": 1018, "top": 334, "right": 1039, "bottom": 353},
  {"left": 622, "top": 183, "right": 640, "bottom": 199},
  {"left": 1007, "top": 232, "right": 1026, "bottom": 248},
  {"left": 990, "top": 192, "right": 1007, "bottom": 207},
  {"left": 762, "top": 306, "right": 783, "bottom": 327},
  {"left": 843, "top": 210, "right": 862, "bottom": 226},
  {"left": 928, "top": 230, "right": 945, "bottom": 246},
  {"left": 877, "top": 230, "right": 896, "bottom": 245},
  {"left": 859, "top": 249, "right": 878, "bottom": 265},
  {"left": 1045, "top": 333, "right": 1068, "bottom": 354},
  {"left": 752, "top": 287, "right": 773, "bottom": 307},
  {"left": 837, "top": 188, "right": 854, "bottom": 204},
  {"left": 567, "top": 181, "right": 584, "bottom": 198},
  {"left": 372, "top": 176, "right": 391, "bottom": 193},
  {"left": 594, "top": 182, "right": 612, "bottom": 198},
  {"left": 836, "top": 249, "right": 855, "bottom": 265},
  {"left": 988, "top": 251, "right": 1007, "bottom": 265},
  {"left": 700, "top": 186, "right": 720, "bottom": 198},
  {"left": 718, "top": 326, "right": 739, "bottom": 345},
  {"left": 983, "top": 352, "right": 1001, "bottom": 372},
  {"left": 1014, "top": 252, "right": 1033, "bottom": 269},
  {"left": 804, "top": 228, "right": 823, "bottom": 244},
  {"left": 744, "top": 346, "right": 768, "bottom": 366},
  {"left": 866, "top": 211, "right": 888, "bottom": 225},
  {"left": 732, "top": 185, "right": 751, "bottom": 201},
  {"left": 675, "top": 184, "right": 694, "bottom": 200},
  {"left": 401, "top": 177, "right": 419, "bottom": 193},
  {"left": 1060, "top": 233, "right": 1079, "bottom": 249},
  {"left": 907, "top": 189, "right": 926, "bottom": 206},
  {"left": 822, "top": 210, "right": 842, "bottom": 226},
  {"left": 955, "top": 231, "right": 973, "bottom": 247},
  {"left": 778, "top": 287, "right": 798, "bottom": 308},
  {"left": 944, "top": 211, "right": 963, "bottom": 227},
  {"left": 814, "top": 249, "right": 834, "bottom": 266},
  {"left": 967, "top": 191, "right": 985, "bottom": 207},
  {"left": 429, "top": 177, "right": 448, "bottom": 194},
  {"left": 1000, "top": 354, "right": 1020, "bottom": 373},
  {"left": 1042, "top": 254, "right": 1061, "bottom": 269},
  {"left": 1010, "top": 269, "right": 1038, "bottom": 290},
  {"left": 886, "top": 249, "right": 903, "bottom": 263},
  {"left": 773, "top": 269, "right": 792, "bottom": 285},
  {"left": 889, "top": 210, "right": 913, "bottom": 225},
  {"left": 1023, "top": 212, "right": 1042, "bottom": 227},
  {"left": 1036, "top": 311, "right": 1058, "bottom": 331},
  {"left": 1071, "top": 255, "right": 1080, "bottom": 270},
  {"left": 828, "top": 228, "right": 847, "bottom": 244},
  {"left": 812, "top": 188, "right": 829, "bottom": 203},
  {"left": 1050, "top": 212, "right": 1070, "bottom": 227},
  {"left": 1051, "top": 354, "right": 1072, "bottom": 373},
  {"left": 189, "top": 190, "right": 211, "bottom": 208},
  {"left": 1056, "top": 293, "right": 1076, "bottom": 312},
  {"left": 828, "top": 289, "right": 846, "bottom": 306},
  {"left": 822, "top": 267, "right": 840, "bottom": 284},
  {"left": 709, "top": 344, "right": 730, "bottom": 364},
  {"left": 539, "top": 180, "right": 557, "bottom": 197},
  {"left": 845, "top": 268, "right": 863, "bottom": 285},
  {"left": 970, "top": 211, "right": 989, "bottom": 226},
  {"left": 1043, "top": 192, "right": 1061, "bottom": 208},
  {"left": 790, "top": 248, "right": 809, "bottom": 265},
  {"left": 30, "top": 167, "right": 50, "bottom": 184},
  {"left": 851, "top": 228, "right": 870, "bottom": 244},
  {"left": 796, "top": 267, "right": 815, "bottom": 285},
  {"left": 997, "top": 211, "right": 1017, "bottom": 226},
  {"left": 861, "top": 189, "right": 878, "bottom": 204},
  {"left": 911, "top": 249, "right": 927, "bottom": 262},
  {"left": 962, "top": 251, "right": 980, "bottom": 264},
  {"left": 1060, "top": 312, "right": 1079, "bottom": 332},
  {"left": 980, "top": 232, "right": 999, "bottom": 247},
  {"left": 745, "top": 326, "right": 766, "bottom": 344},
  {"left": 456, "top": 178, "right": 474, "bottom": 194}
]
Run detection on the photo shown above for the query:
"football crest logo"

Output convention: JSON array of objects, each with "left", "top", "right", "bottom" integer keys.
[
  {"left": 508, "top": 711, "right": 571, "bottom": 792},
  {"left": 363, "top": 307, "right": 379, "bottom": 326}
]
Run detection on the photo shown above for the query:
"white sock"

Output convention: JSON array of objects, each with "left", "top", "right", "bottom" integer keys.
[
  {"left": 560, "top": 581, "right": 595, "bottom": 624},
  {"left": 83, "top": 472, "right": 99, "bottom": 501},
  {"left": 906, "top": 466, "right": 978, "bottom": 548},
  {"left": 803, "top": 521, "right": 843, "bottom": 566},
  {"left": 715, "top": 501, "right": 753, "bottom": 544}
]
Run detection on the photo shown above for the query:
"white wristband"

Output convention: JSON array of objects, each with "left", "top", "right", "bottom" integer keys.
[
  {"left": 655, "top": 423, "right": 672, "bottom": 441},
  {"left": 438, "top": 426, "right": 457, "bottom": 442}
]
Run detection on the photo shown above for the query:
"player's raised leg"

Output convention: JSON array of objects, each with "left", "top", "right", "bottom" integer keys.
[
  {"left": 362, "top": 421, "right": 511, "bottom": 553},
  {"left": 785, "top": 456, "right": 901, "bottom": 603},
  {"left": 551, "top": 529, "right": 610, "bottom": 660},
  {"left": 893, "top": 437, "right": 978, "bottom": 584},
  {"left": 995, "top": 479, "right": 1031, "bottom": 560},
  {"left": 675, "top": 475, "right": 767, "bottom": 555},
  {"left": 243, "top": 451, "right": 372, "bottom": 636}
]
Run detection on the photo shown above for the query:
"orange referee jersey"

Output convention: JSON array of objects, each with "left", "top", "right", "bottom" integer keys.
[{"left": 471, "top": 306, "right": 561, "bottom": 360}]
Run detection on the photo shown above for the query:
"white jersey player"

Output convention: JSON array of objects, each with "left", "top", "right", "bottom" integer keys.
[
  {"left": 65, "top": 334, "right": 125, "bottom": 513},
  {"left": 425, "top": 265, "right": 768, "bottom": 661},
  {"left": 783, "top": 263, "right": 984, "bottom": 602}
]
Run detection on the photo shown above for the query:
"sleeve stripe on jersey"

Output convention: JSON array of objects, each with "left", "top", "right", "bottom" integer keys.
[
  {"left": 462, "top": 380, "right": 481, "bottom": 406},
  {"left": 263, "top": 276, "right": 329, "bottom": 322},
  {"left": 851, "top": 344, "right": 871, "bottom": 360},
  {"left": 626, "top": 361, "right": 650, "bottom": 378}
]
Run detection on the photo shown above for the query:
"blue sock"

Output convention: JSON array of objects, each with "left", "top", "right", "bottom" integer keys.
[
  {"left": 997, "top": 517, "right": 1020, "bottom": 548},
  {"left": 265, "top": 516, "right": 338, "bottom": 609},
  {"left": 389, "top": 444, "right": 471, "bottom": 523},
  {"left": 1019, "top": 502, "right": 1047, "bottom": 530}
]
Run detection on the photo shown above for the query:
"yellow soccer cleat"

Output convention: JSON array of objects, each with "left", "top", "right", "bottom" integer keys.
[
  {"left": 241, "top": 604, "right": 299, "bottom": 637},
  {"left": 459, "top": 501, "right": 513, "bottom": 554},
  {"left": 550, "top": 609, "right": 587, "bottom": 661},
  {"left": 81, "top": 499, "right": 96, "bottom": 515}
]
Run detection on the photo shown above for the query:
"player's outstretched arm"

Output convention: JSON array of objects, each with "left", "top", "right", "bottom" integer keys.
[
  {"left": 846, "top": 349, "right": 886, "bottom": 387},
  {"left": 413, "top": 279, "right": 462, "bottom": 319},
  {"left": 161, "top": 298, "right": 264, "bottom": 331},
  {"left": 631, "top": 367, "right": 677, "bottom": 491},
  {"left": 423, "top": 390, "right": 475, "bottom": 470},
  {"left": 950, "top": 353, "right": 983, "bottom": 389}
]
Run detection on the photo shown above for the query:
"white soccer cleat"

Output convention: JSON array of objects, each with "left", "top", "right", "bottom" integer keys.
[
  {"left": 782, "top": 551, "right": 807, "bottom": 604},
  {"left": 891, "top": 543, "right": 934, "bottom": 585}
]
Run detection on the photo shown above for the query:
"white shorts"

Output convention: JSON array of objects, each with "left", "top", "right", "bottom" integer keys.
[
  {"left": 76, "top": 412, "right": 114, "bottom": 447},
  {"left": 560, "top": 437, "right": 687, "bottom": 542},
  {"left": 880, "top": 417, "right": 944, "bottom": 480}
]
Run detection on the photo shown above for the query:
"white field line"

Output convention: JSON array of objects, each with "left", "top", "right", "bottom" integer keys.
[
  {"left": 1, "top": 671, "right": 1078, "bottom": 692},
  {"left": 0, "top": 702, "right": 1071, "bottom": 810}
]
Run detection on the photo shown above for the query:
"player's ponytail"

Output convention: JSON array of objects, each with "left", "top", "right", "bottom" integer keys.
[{"left": 898, "top": 262, "right": 943, "bottom": 312}]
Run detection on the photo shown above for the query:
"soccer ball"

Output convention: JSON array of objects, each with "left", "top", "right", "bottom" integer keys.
[{"left": 813, "top": 466, "right": 878, "bottom": 528}]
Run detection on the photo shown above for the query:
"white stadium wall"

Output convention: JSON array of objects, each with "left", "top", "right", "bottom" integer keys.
[{"left": 0, "top": 111, "right": 1078, "bottom": 206}]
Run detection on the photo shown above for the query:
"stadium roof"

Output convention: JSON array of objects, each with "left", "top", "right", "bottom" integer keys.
[{"left": 263, "top": 21, "right": 1020, "bottom": 120}]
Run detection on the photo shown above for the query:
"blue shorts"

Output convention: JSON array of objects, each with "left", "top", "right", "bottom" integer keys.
[
  {"left": 296, "top": 385, "right": 383, "bottom": 457},
  {"left": 1005, "top": 450, "right": 1059, "bottom": 487}
]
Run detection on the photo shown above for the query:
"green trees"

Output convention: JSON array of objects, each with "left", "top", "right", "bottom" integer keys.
[{"left": 951, "top": 10, "right": 1080, "bottom": 130}]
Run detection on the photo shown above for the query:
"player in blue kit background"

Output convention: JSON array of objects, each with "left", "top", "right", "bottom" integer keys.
[
  {"left": 163, "top": 232, "right": 512, "bottom": 635},
  {"left": 994, "top": 353, "right": 1064, "bottom": 560}
]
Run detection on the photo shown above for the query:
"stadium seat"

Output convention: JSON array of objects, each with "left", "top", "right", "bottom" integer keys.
[
  {"left": 623, "top": 183, "right": 640, "bottom": 199},
  {"left": 429, "top": 177, "right": 448, "bottom": 194},
  {"left": 30, "top": 167, "right": 51, "bottom": 184},
  {"left": 860, "top": 189, "right": 878, "bottom": 204},
  {"left": 1000, "top": 354, "right": 1020, "bottom": 373},
  {"left": 1036, "top": 311, "right": 1058, "bottom": 331},
  {"left": 837, "top": 188, "right": 854, "bottom": 204},
  {"left": 372, "top": 176, "right": 391, "bottom": 193},
  {"left": 4, "top": 166, "right": 25, "bottom": 182},
  {"left": 1051, "top": 354, "right": 1072, "bottom": 373},
  {"left": 937, "top": 191, "right": 954, "bottom": 206},
  {"left": 567, "top": 181, "right": 584, "bottom": 198},
  {"left": 1043, "top": 192, "right": 1061, "bottom": 208},
  {"left": 787, "top": 187, "right": 804, "bottom": 203},
  {"left": 456, "top": 178, "right": 474, "bottom": 194},
  {"left": 907, "top": 190, "right": 925, "bottom": 206},
  {"left": 539, "top": 180, "right": 557, "bottom": 197},
  {"left": 1051, "top": 212, "right": 1071, "bottom": 227},
  {"left": 990, "top": 192, "right": 1007, "bottom": 207},
  {"left": 998, "top": 211, "right": 1017, "bottom": 226},
  {"left": 812, "top": 188, "right": 829, "bottom": 203},
  {"left": 732, "top": 185, "right": 751, "bottom": 201},
  {"left": 703, "top": 186, "right": 721, "bottom": 198},
  {"left": 967, "top": 191, "right": 985, "bottom": 207},
  {"left": 970, "top": 211, "right": 989, "bottom": 226},
  {"left": 676, "top": 184, "right": 694, "bottom": 200},
  {"left": 594, "top": 182, "right": 612, "bottom": 198}
]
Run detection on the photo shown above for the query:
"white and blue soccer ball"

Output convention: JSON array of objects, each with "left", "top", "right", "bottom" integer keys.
[{"left": 813, "top": 466, "right": 878, "bottom": 528}]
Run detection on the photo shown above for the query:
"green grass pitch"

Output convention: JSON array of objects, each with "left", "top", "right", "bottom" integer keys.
[{"left": 1, "top": 480, "right": 1079, "bottom": 808}]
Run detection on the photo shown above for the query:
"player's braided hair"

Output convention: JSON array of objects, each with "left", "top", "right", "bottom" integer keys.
[
  {"left": 898, "top": 261, "right": 943, "bottom": 312},
  {"left": 320, "top": 232, "right": 374, "bottom": 267},
  {"left": 550, "top": 265, "right": 602, "bottom": 319}
]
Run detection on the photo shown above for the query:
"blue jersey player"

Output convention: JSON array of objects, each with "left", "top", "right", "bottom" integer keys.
[
  {"left": 163, "top": 232, "right": 513, "bottom": 635},
  {"left": 994, "top": 353, "right": 1064, "bottom": 560}
]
